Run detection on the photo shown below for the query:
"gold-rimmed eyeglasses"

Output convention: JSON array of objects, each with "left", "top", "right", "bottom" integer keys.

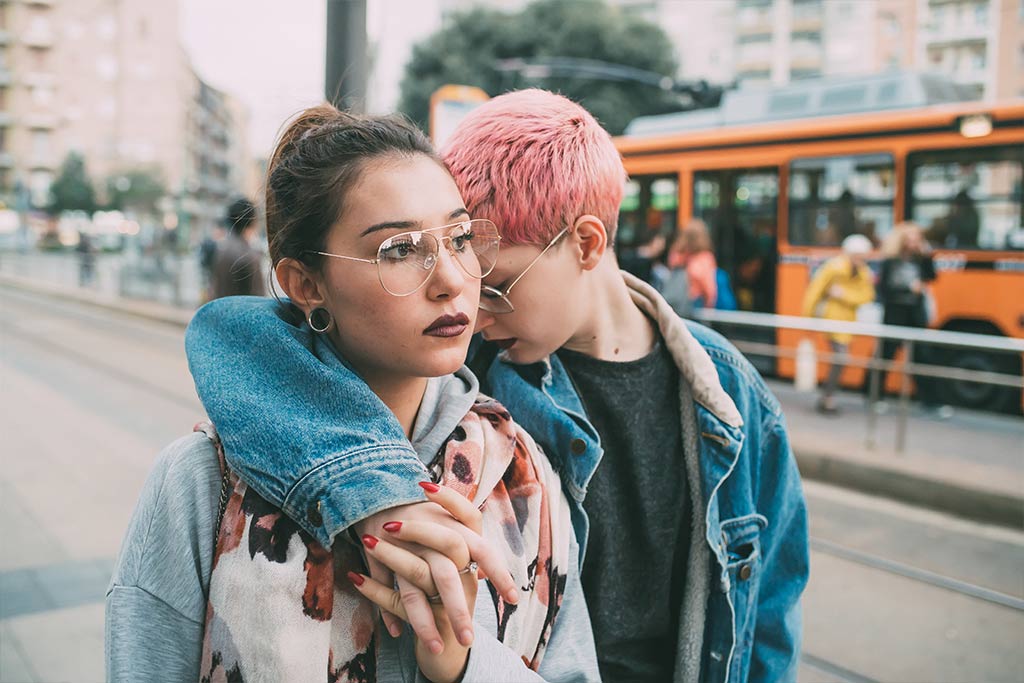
[
  {"left": 478, "top": 227, "right": 569, "bottom": 314},
  {"left": 307, "top": 219, "right": 501, "bottom": 297}
]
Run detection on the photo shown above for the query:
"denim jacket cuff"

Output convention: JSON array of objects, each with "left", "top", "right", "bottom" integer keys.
[{"left": 281, "top": 446, "right": 431, "bottom": 547}]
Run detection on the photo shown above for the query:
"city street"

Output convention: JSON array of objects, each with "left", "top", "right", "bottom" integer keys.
[{"left": 1, "top": 288, "right": 1022, "bottom": 682}]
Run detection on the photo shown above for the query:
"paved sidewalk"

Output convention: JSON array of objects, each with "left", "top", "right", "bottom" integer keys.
[
  {"left": 773, "top": 383, "right": 1023, "bottom": 528},
  {"left": 3, "top": 273, "right": 1021, "bottom": 529}
]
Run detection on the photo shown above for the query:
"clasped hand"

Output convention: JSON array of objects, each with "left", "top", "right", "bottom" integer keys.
[{"left": 349, "top": 483, "right": 519, "bottom": 683}]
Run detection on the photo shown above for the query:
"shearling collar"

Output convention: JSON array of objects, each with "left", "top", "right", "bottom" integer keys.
[{"left": 622, "top": 271, "right": 744, "bottom": 428}]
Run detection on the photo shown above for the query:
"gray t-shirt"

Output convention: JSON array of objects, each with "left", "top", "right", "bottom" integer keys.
[{"left": 558, "top": 340, "right": 690, "bottom": 683}]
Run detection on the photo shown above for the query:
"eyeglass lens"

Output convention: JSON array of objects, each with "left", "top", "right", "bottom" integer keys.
[{"left": 376, "top": 220, "right": 499, "bottom": 296}]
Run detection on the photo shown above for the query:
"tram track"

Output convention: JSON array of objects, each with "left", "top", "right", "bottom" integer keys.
[
  {"left": 810, "top": 536, "right": 1024, "bottom": 612},
  {"left": 800, "top": 653, "right": 881, "bottom": 683},
  {"left": 1, "top": 289, "right": 200, "bottom": 413}
]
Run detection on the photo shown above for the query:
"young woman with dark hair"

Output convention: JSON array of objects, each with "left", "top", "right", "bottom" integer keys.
[{"left": 105, "top": 104, "right": 597, "bottom": 683}]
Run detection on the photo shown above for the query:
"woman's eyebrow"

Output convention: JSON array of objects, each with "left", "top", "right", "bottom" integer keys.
[
  {"left": 360, "top": 208, "right": 469, "bottom": 236},
  {"left": 360, "top": 220, "right": 419, "bottom": 237}
]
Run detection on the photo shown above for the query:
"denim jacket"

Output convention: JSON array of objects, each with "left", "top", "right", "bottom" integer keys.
[{"left": 185, "top": 276, "right": 808, "bottom": 683}]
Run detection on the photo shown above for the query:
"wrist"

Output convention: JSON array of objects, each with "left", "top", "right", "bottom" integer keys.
[{"left": 423, "top": 647, "right": 469, "bottom": 683}]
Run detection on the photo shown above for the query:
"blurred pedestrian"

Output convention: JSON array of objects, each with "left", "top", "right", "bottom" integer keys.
[
  {"left": 197, "top": 225, "right": 224, "bottom": 304},
  {"left": 76, "top": 230, "right": 97, "bottom": 287},
  {"left": 802, "top": 234, "right": 876, "bottom": 415},
  {"left": 875, "top": 222, "right": 949, "bottom": 416},
  {"left": 209, "top": 197, "right": 265, "bottom": 299},
  {"left": 664, "top": 218, "right": 717, "bottom": 315}
]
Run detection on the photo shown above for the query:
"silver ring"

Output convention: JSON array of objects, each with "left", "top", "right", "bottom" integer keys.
[
  {"left": 427, "top": 593, "right": 443, "bottom": 604},
  {"left": 459, "top": 561, "right": 478, "bottom": 576}
]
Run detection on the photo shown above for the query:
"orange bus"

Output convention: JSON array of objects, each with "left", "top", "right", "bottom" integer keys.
[{"left": 613, "top": 74, "right": 1024, "bottom": 411}]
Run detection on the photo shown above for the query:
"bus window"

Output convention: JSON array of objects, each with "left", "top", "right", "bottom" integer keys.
[
  {"left": 789, "top": 153, "right": 895, "bottom": 246},
  {"left": 906, "top": 145, "right": 1024, "bottom": 251},
  {"left": 693, "top": 168, "right": 779, "bottom": 313},
  {"left": 617, "top": 174, "right": 679, "bottom": 281}
]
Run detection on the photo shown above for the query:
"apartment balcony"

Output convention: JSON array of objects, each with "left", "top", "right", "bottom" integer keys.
[
  {"left": 22, "top": 72, "right": 55, "bottom": 88},
  {"left": 28, "top": 155, "right": 58, "bottom": 170},
  {"left": 26, "top": 113, "right": 58, "bottom": 129},
  {"left": 0, "top": 69, "right": 11, "bottom": 87},
  {"left": 22, "top": 29, "right": 55, "bottom": 49},
  {"left": 737, "top": 57, "right": 772, "bottom": 75},
  {"left": 791, "top": 15, "right": 822, "bottom": 33},
  {"left": 0, "top": 152, "right": 13, "bottom": 169},
  {"left": 738, "top": 20, "right": 773, "bottom": 39},
  {"left": 922, "top": 23, "right": 988, "bottom": 47},
  {"left": 0, "top": 111, "right": 13, "bottom": 127},
  {"left": 0, "top": 29, "right": 11, "bottom": 45},
  {"left": 26, "top": 0, "right": 56, "bottom": 6},
  {"left": 949, "top": 66, "right": 987, "bottom": 87},
  {"left": 791, "top": 55, "right": 823, "bottom": 72}
]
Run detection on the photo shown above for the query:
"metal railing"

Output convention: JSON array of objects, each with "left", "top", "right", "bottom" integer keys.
[{"left": 692, "top": 308, "right": 1024, "bottom": 452}]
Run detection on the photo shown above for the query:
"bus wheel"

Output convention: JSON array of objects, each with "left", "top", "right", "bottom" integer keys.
[{"left": 940, "top": 348, "right": 1020, "bottom": 413}]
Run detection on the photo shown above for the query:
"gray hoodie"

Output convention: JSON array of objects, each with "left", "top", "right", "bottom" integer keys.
[{"left": 105, "top": 367, "right": 599, "bottom": 682}]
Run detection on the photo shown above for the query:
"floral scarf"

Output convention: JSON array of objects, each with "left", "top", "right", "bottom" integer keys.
[{"left": 196, "top": 396, "right": 571, "bottom": 682}]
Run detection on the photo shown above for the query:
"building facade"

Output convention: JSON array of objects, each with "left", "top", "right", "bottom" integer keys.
[
  {"left": 666, "top": 0, "right": 1018, "bottom": 100},
  {"left": 0, "top": 0, "right": 251, "bottom": 243},
  {"left": 916, "top": 0, "right": 1024, "bottom": 100},
  {"left": 1, "top": 0, "right": 60, "bottom": 209}
]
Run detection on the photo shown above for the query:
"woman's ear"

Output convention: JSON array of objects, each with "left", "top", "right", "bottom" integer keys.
[
  {"left": 275, "top": 258, "right": 326, "bottom": 314},
  {"left": 572, "top": 214, "right": 608, "bottom": 271}
]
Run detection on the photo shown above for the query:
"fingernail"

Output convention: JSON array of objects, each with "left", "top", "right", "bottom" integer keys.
[
  {"left": 382, "top": 521, "right": 402, "bottom": 534},
  {"left": 460, "top": 629, "right": 474, "bottom": 645},
  {"left": 506, "top": 587, "right": 520, "bottom": 603},
  {"left": 428, "top": 639, "right": 444, "bottom": 655},
  {"left": 361, "top": 534, "right": 379, "bottom": 550},
  {"left": 346, "top": 571, "right": 365, "bottom": 587},
  {"left": 419, "top": 481, "right": 440, "bottom": 494},
  {"left": 387, "top": 622, "right": 402, "bottom": 638}
]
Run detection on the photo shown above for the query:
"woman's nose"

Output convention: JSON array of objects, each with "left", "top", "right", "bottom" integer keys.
[{"left": 425, "top": 242, "right": 466, "bottom": 299}]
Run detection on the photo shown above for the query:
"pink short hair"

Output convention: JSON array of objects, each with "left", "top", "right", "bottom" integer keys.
[{"left": 441, "top": 89, "right": 626, "bottom": 246}]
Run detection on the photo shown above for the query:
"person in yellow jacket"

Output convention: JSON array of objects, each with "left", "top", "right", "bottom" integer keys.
[{"left": 802, "top": 234, "right": 876, "bottom": 414}]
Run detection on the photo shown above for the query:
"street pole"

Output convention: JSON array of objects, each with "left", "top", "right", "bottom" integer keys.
[{"left": 325, "top": 0, "right": 368, "bottom": 113}]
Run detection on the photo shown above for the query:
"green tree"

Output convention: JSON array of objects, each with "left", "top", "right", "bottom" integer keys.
[
  {"left": 105, "top": 169, "right": 166, "bottom": 215},
  {"left": 398, "top": 0, "right": 681, "bottom": 136},
  {"left": 48, "top": 152, "right": 96, "bottom": 214}
]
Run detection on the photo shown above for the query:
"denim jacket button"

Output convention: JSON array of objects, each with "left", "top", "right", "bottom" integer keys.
[
  {"left": 570, "top": 439, "right": 587, "bottom": 456},
  {"left": 307, "top": 500, "right": 324, "bottom": 527},
  {"left": 738, "top": 563, "right": 752, "bottom": 581}
]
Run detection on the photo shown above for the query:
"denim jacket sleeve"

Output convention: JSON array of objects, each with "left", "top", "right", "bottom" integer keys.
[
  {"left": 184, "top": 296, "right": 427, "bottom": 547},
  {"left": 749, "top": 413, "right": 809, "bottom": 683}
]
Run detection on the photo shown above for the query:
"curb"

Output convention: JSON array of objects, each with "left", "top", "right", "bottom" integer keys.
[
  {"left": 795, "top": 450, "right": 1023, "bottom": 529},
  {"left": 0, "top": 273, "right": 193, "bottom": 328}
]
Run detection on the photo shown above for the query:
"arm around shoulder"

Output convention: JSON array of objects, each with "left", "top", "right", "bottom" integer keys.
[{"left": 184, "top": 296, "right": 429, "bottom": 547}]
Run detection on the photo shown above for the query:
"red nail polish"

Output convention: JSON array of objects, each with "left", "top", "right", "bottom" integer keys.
[
  {"left": 361, "top": 534, "right": 379, "bottom": 549},
  {"left": 347, "top": 571, "right": 365, "bottom": 587},
  {"left": 382, "top": 521, "right": 402, "bottom": 533},
  {"left": 419, "top": 481, "right": 440, "bottom": 494}
]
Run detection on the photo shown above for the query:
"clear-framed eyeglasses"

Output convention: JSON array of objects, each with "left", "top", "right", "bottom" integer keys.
[
  {"left": 479, "top": 227, "right": 569, "bottom": 314},
  {"left": 308, "top": 219, "right": 501, "bottom": 297}
]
